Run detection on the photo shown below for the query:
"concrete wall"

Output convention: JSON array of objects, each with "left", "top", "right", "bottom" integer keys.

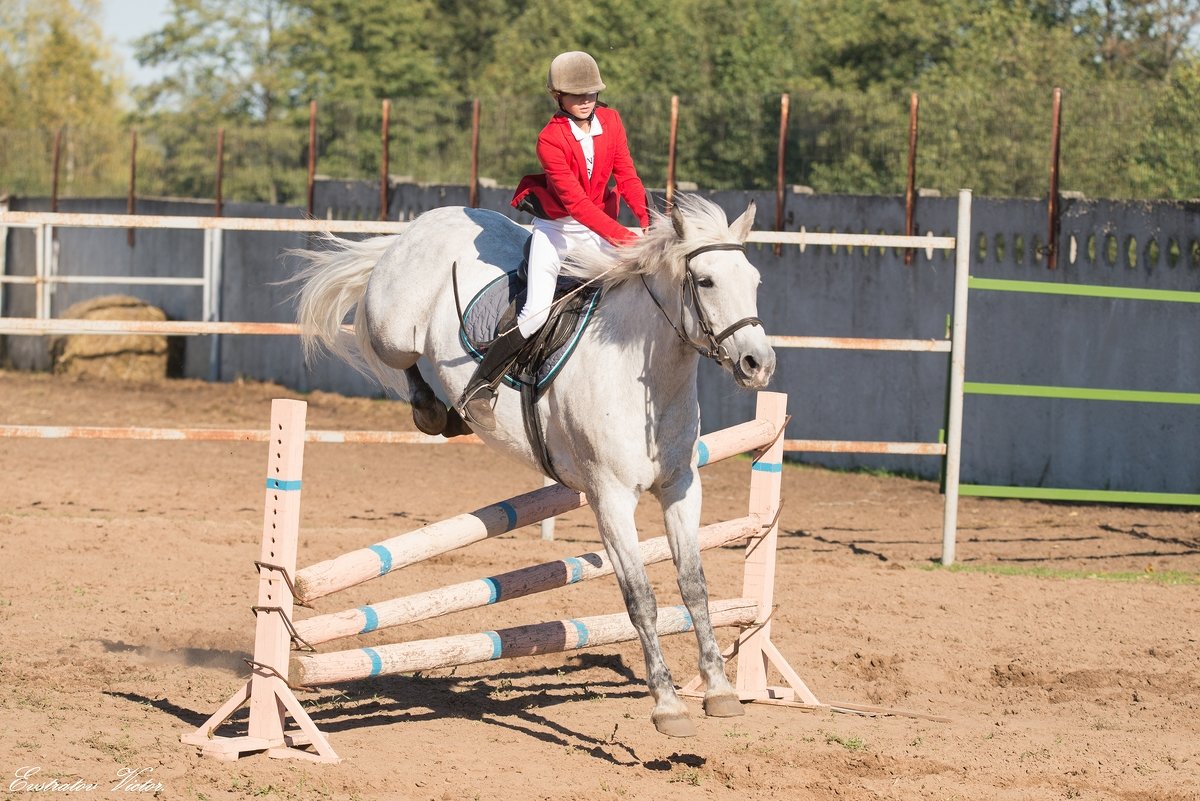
[{"left": 3, "top": 187, "right": 1197, "bottom": 496}]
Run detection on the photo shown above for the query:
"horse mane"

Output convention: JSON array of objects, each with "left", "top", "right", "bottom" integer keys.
[{"left": 560, "top": 193, "right": 741, "bottom": 289}]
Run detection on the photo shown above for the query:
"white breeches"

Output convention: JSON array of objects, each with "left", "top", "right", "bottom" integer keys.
[{"left": 517, "top": 217, "right": 611, "bottom": 338}]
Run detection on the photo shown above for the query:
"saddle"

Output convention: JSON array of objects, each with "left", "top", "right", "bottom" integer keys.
[
  {"left": 458, "top": 251, "right": 601, "bottom": 483},
  {"left": 459, "top": 269, "right": 600, "bottom": 401}
]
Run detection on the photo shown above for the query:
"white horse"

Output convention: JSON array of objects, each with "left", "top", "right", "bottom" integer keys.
[{"left": 292, "top": 193, "right": 776, "bottom": 737}]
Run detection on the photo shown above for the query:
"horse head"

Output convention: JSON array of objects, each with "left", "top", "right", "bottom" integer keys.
[{"left": 666, "top": 196, "right": 776, "bottom": 389}]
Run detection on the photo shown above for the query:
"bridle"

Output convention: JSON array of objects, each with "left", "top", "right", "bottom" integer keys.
[{"left": 641, "top": 242, "right": 764, "bottom": 366}]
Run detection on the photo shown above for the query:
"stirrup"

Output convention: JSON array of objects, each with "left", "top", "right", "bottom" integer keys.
[{"left": 457, "top": 384, "right": 498, "bottom": 430}]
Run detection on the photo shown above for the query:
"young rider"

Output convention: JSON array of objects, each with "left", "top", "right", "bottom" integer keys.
[{"left": 457, "top": 50, "right": 651, "bottom": 431}]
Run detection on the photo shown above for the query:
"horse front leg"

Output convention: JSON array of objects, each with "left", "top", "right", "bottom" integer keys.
[
  {"left": 657, "top": 470, "right": 744, "bottom": 719},
  {"left": 591, "top": 487, "right": 696, "bottom": 737}
]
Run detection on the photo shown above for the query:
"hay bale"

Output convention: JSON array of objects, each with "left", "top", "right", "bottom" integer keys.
[{"left": 51, "top": 295, "right": 170, "bottom": 381}]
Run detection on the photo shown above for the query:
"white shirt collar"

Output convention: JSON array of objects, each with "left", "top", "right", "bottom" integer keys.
[{"left": 567, "top": 114, "right": 603, "bottom": 141}]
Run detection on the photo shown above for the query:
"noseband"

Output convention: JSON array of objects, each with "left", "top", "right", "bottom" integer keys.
[{"left": 641, "top": 242, "right": 764, "bottom": 366}]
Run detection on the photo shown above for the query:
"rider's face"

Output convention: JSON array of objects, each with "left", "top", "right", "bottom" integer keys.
[{"left": 559, "top": 92, "right": 598, "bottom": 118}]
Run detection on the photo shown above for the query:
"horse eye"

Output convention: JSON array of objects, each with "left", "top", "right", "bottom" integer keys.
[{"left": 696, "top": 276, "right": 715, "bottom": 288}]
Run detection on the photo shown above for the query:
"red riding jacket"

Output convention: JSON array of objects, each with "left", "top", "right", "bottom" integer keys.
[{"left": 511, "top": 106, "right": 650, "bottom": 246}]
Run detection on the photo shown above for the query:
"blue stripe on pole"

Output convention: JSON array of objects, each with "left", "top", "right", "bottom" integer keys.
[
  {"left": 367, "top": 544, "right": 393, "bottom": 576},
  {"left": 266, "top": 478, "right": 301, "bottom": 491},
  {"left": 564, "top": 557, "right": 583, "bottom": 583},
  {"left": 696, "top": 440, "right": 710, "bottom": 467},
  {"left": 485, "top": 631, "right": 502, "bottom": 659},
  {"left": 569, "top": 619, "right": 589, "bottom": 648},
  {"left": 752, "top": 461, "right": 782, "bottom": 473},
  {"left": 497, "top": 501, "right": 518, "bottom": 530},
  {"left": 359, "top": 606, "right": 379, "bottom": 634},
  {"left": 482, "top": 577, "right": 500, "bottom": 604},
  {"left": 363, "top": 647, "right": 383, "bottom": 677}
]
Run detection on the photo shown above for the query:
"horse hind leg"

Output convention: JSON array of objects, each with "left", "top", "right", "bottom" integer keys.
[{"left": 403, "top": 365, "right": 471, "bottom": 437}]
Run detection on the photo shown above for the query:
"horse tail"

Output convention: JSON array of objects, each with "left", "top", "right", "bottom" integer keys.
[{"left": 289, "top": 233, "right": 400, "bottom": 384}]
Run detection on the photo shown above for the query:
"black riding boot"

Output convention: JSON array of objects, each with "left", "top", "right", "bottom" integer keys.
[{"left": 457, "top": 326, "right": 529, "bottom": 432}]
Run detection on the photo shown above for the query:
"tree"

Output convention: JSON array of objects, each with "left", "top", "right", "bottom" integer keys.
[
  {"left": 0, "top": 0, "right": 125, "bottom": 195},
  {"left": 1071, "top": 0, "right": 1200, "bottom": 79},
  {"left": 279, "top": 0, "right": 447, "bottom": 101},
  {"left": 132, "top": 0, "right": 298, "bottom": 120},
  {"left": 129, "top": 0, "right": 308, "bottom": 202},
  {"left": 1129, "top": 58, "right": 1200, "bottom": 197}
]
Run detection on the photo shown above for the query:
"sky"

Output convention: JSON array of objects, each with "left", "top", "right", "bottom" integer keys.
[{"left": 100, "top": 0, "right": 172, "bottom": 87}]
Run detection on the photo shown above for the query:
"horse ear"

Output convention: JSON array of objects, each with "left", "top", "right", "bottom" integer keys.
[
  {"left": 671, "top": 204, "right": 688, "bottom": 240},
  {"left": 730, "top": 201, "right": 756, "bottom": 243}
]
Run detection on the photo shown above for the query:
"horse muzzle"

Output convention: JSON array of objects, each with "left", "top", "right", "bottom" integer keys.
[{"left": 730, "top": 341, "right": 776, "bottom": 389}]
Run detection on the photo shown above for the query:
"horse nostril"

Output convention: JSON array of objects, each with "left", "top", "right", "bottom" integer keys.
[{"left": 742, "top": 354, "right": 759, "bottom": 373}]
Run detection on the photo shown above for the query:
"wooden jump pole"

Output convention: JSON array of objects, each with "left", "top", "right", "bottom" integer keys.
[
  {"left": 293, "top": 415, "right": 779, "bottom": 603},
  {"left": 292, "top": 599, "right": 758, "bottom": 686},
  {"left": 180, "top": 400, "right": 340, "bottom": 763},
  {"left": 294, "top": 483, "right": 586, "bottom": 603},
  {"left": 294, "top": 514, "right": 767, "bottom": 646}
]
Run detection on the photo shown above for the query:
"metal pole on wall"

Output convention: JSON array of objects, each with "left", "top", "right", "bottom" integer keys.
[
  {"left": 904, "top": 92, "right": 919, "bottom": 266},
  {"left": 380, "top": 99, "right": 391, "bottom": 221},
  {"left": 666, "top": 95, "right": 679, "bottom": 213},
  {"left": 215, "top": 127, "right": 225, "bottom": 218},
  {"left": 127, "top": 129, "right": 137, "bottom": 247},
  {"left": 774, "top": 93, "right": 789, "bottom": 257},
  {"left": 1046, "top": 87, "right": 1062, "bottom": 270},
  {"left": 469, "top": 98, "right": 481, "bottom": 209},
  {"left": 307, "top": 100, "right": 317, "bottom": 217},
  {"left": 51, "top": 127, "right": 63, "bottom": 213}
]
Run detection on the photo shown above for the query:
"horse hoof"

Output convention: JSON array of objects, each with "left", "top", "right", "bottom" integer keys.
[
  {"left": 703, "top": 694, "right": 745, "bottom": 718},
  {"left": 652, "top": 711, "right": 697, "bottom": 738},
  {"left": 412, "top": 403, "right": 448, "bottom": 436}
]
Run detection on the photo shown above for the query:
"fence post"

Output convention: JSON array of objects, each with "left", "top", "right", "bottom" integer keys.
[
  {"left": 904, "top": 92, "right": 919, "bottom": 265},
  {"left": 666, "top": 95, "right": 679, "bottom": 213},
  {"left": 469, "top": 98, "right": 481, "bottom": 209},
  {"left": 307, "top": 101, "right": 317, "bottom": 217},
  {"left": 127, "top": 129, "right": 137, "bottom": 247},
  {"left": 1046, "top": 87, "right": 1062, "bottom": 270},
  {"left": 380, "top": 99, "right": 391, "bottom": 221},
  {"left": 0, "top": 195, "right": 8, "bottom": 320},
  {"left": 214, "top": 127, "right": 225, "bottom": 218},
  {"left": 774, "top": 93, "right": 789, "bottom": 256}
]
